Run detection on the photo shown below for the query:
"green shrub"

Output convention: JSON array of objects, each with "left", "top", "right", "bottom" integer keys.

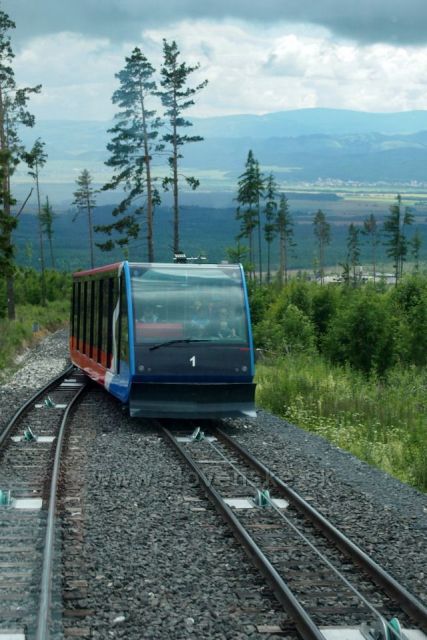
[
  {"left": 256, "top": 354, "right": 427, "bottom": 492},
  {"left": 254, "top": 303, "right": 316, "bottom": 354},
  {"left": 322, "top": 289, "right": 396, "bottom": 374},
  {"left": 311, "top": 284, "right": 340, "bottom": 344},
  {"left": 391, "top": 276, "right": 427, "bottom": 366},
  {"left": 247, "top": 280, "right": 276, "bottom": 325}
]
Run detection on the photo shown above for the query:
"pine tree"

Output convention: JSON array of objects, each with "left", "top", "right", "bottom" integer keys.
[
  {"left": 383, "top": 194, "right": 414, "bottom": 284},
  {"left": 411, "top": 228, "right": 422, "bottom": 272},
  {"left": 0, "top": 9, "right": 41, "bottom": 319},
  {"left": 254, "top": 159, "right": 264, "bottom": 282},
  {"left": 235, "top": 150, "right": 263, "bottom": 279},
  {"left": 73, "top": 169, "right": 97, "bottom": 268},
  {"left": 159, "top": 39, "right": 208, "bottom": 255},
  {"left": 362, "top": 213, "right": 380, "bottom": 282},
  {"left": 26, "top": 138, "right": 47, "bottom": 305},
  {"left": 313, "top": 209, "right": 331, "bottom": 284},
  {"left": 263, "top": 173, "right": 278, "bottom": 283},
  {"left": 40, "top": 196, "right": 56, "bottom": 268},
  {"left": 346, "top": 223, "right": 360, "bottom": 285},
  {"left": 225, "top": 241, "right": 249, "bottom": 265},
  {"left": 340, "top": 261, "right": 351, "bottom": 286},
  {"left": 276, "top": 194, "right": 295, "bottom": 284},
  {"left": 97, "top": 48, "right": 162, "bottom": 259}
]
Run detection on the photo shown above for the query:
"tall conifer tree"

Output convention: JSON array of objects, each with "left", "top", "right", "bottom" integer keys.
[
  {"left": 159, "top": 39, "right": 207, "bottom": 254},
  {"left": 411, "top": 228, "right": 422, "bottom": 272},
  {"left": 97, "top": 48, "right": 162, "bottom": 259},
  {"left": 40, "top": 196, "right": 56, "bottom": 268},
  {"left": 313, "top": 209, "right": 331, "bottom": 284},
  {"left": 254, "top": 159, "right": 264, "bottom": 282},
  {"left": 73, "top": 169, "right": 97, "bottom": 268},
  {"left": 383, "top": 194, "right": 413, "bottom": 284},
  {"left": 276, "top": 194, "right": 295, "bottom": 284},
  {"left": 362, "top": 213, "right": 380, "bottom": 282},
  {"left": 263, "top": 173, "right": 278, "bottom": 283},
  {"left": 0, "top": 9, "right": 41, "bottom": 319},
  {"left": 236, "top": 150, "right": 263, "bottom": 279},
  {"left": 346, "top": 223, "right": 360, "bottom": 285}
]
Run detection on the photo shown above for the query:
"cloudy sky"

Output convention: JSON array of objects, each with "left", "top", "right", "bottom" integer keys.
[{"left": 4, "top": 0, "right": 427, "bottom": 120}]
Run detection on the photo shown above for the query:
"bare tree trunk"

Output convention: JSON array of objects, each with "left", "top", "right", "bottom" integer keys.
[
  {"left": 284, "top": 243, "right": 288, "bottom": 284},
  {"left": 372, "top": 240, "right": 376, "bottom": 283},
  {"left": 257, "top": 204, "right": 262, "bottom": 283},
  {"left": 173, "top": 148, "right": 179, "bottom": 254},
  {"left": 249, "top": 230, "right": 254, "bottom": 281},
  {"left": 7, "top": 275, "right": 15, "bottom": 320},
  {"left": 145, "top": 164, "right": 154, "bottom": 262},
  {"left": 319, "top": 241, "right": 324, "bottom": 284},
  {"left": 49, "top": 235, "right": 55, "bottom": 269},
  {"left": 172, "top": 93, "right": 179, "bottom": 255},
  {"left": 279, "top": 230, "right": 285, "bottom": 284},
  {"left": 35, "top": 169, "right": 46, "bottom": 305},
  {"left": 139, "top": 87, "right": 155, "bottom": 262},
  {"left": 86, "top": 194, "right": 94, "bottom": 269}
]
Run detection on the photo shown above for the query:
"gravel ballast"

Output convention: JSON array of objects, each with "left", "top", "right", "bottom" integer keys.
[
  {"left": 1, "top": 329, "right": 426, "bottom": 638},
  {"left": 65, "top": 393, "right": 284, "bottom": 639},
  {"left": 225, "top": 412, "right": 427, "bottom": 605},
  {"left": 0, "top": 328, "right": 69, "bottom": 436}
]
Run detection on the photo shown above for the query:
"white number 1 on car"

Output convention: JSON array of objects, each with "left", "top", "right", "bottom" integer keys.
[{"left": 190, "top": 355, "right": 196, "bottom": 367}]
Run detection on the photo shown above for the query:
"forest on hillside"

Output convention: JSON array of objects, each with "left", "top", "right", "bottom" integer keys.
[{"left": 10, "top": 203, "right": 427, "bottom": 275}]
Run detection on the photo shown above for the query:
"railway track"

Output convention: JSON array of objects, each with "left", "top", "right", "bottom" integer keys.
[
  {"left": 0, "top": 365, "right": 88, "bottom": 640},
  {"left": 2, "top": 364, "right": 425, "bottom": 640},
  {"left": 161, "top": 423, "right": 427, "bottom": 640}
]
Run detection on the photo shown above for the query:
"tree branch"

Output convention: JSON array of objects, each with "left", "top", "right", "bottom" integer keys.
[{"left": 15, "top": 187, "right": 33, "bottom": 218}]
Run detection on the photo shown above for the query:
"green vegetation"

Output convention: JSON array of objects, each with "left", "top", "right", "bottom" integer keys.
[
  {"left": 0, "top": 8, "right": 41, "bottom": 320},
  {"left": 251, "top": 276, "right": 427, "bottom": 492},
  {"left": 0, "top": 268, "right": 70, "bottom": 370}
]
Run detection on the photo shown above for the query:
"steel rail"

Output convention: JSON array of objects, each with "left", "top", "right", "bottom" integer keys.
[
  {"left": 0, "top": 363, "right": 75, "bottom": 449},
  {"left": 35, "top": 380, "right": 88, "bottom": 640},
  {"left": 161, "top": 426, "right": 327, "bottom": 640},
  {"left": 216, "top": 427, "right": 427, "bottom": 632}
]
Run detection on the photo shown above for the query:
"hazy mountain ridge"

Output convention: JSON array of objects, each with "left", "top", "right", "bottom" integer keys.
[
  {"left": 13, "top": 108, "right": 427, "bottom": 204},
  {"left": 191, "top": 108, "right": 427, "bottom": 138}
]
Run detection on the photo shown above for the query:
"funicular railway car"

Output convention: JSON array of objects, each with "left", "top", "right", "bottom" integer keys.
[{"left": 70, "top": 261, "right": 256, "bottom": 418}]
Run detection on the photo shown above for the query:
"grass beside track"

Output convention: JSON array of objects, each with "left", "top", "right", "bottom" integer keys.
[
  {"left": 0, "top": 301, "right": 69, "bottom": 371},
  {"left": 256, "top": 354, "right": 427, "bottom": 493}
]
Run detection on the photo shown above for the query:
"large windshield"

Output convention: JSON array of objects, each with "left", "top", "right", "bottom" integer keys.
[{"left": 130, "top": 265, "right": 248, "bottom": 345}]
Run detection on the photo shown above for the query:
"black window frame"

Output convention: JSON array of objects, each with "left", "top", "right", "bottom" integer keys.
[
  {"left": 89, "top": 280, "right": 95, "bottom": 359},
  {"left": 71, "top": 282, "right": 76, "bottom": 338},
  {"left": 119, "top": 271, "right": 128, "bottom": 366},
  {"left": 106, "top": 277, "right": 114, "bottom": 369},
  {"left": 97, "top": 279, "right": 104, "bottom": 363},
  {"left": 76, "top": 281, "right": 81, "bottom": 351},
  {"left": 82, "top": 281, "right": 88, "bottom": 354}
]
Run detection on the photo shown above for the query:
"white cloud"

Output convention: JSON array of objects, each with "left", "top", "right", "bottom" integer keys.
[
  {"left": 14, "top": 32, "right": 136, "bottom": 119},
  {"left": 12, "top": 20, "right": 427, "bottom": 121}
]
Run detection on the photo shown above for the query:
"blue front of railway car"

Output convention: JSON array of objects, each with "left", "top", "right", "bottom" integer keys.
[{"left": 128, "top": 263, "right": 256, "bottom": 419}]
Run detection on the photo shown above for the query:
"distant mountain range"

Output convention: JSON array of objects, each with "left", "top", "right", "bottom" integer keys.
[
  {"left": 191, "top": 108, "right": 427, "bottom": 138},
  {"left": 13, "top": 108, "right": 427, "bottom": 207}
]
